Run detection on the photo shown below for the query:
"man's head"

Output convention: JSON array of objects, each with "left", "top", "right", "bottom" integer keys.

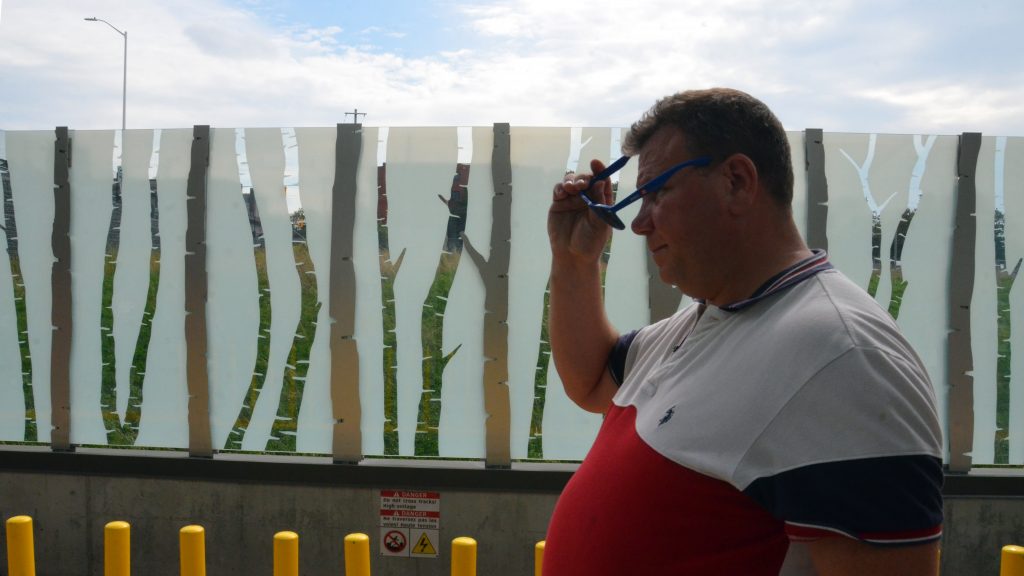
[{"left": 622, "top": 88, "right": 794, "bottom": 208}]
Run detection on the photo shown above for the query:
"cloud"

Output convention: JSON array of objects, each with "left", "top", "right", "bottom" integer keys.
[{"left": 1, "top": 0, "right": 1022, "bottom": 135}]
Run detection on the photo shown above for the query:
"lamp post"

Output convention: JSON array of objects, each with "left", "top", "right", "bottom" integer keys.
[{"left": 84, "top": 17, "right": 127, "bottom": 133}]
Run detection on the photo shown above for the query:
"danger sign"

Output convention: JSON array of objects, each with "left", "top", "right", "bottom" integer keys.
[
  {"left": 380, "top": 490, "right": 440, "bottom": 530},
  {"left": 380, "top": 490, "right": 442, "bottom": 558}
]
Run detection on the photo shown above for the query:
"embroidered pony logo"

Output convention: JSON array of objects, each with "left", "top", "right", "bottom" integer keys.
[{"left": 658, "top": 406, "right": 675, "bottom": 426}]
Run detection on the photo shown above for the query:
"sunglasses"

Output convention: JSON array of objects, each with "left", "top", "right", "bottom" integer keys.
[{"left": 578, "top": 154, "right": 712, "bottom": 230}]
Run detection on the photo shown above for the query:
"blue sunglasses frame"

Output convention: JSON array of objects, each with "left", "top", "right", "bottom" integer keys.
[{"left": 578, "top": 154, "right": 712, "bottom": 230}]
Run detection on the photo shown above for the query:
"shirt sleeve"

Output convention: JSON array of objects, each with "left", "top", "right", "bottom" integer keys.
[
  {"left": 607, "top": 330, "right": 639, "bottom": 387},
  {"left": 743, "top": 455, "right": 943, "bottom": 545}
]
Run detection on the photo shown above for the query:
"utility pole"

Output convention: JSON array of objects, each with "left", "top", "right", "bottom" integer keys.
[{"left": 345, "top": 109, "right": 367, "bottom": 124}]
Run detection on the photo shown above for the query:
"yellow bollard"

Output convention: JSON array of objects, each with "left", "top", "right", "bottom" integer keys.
[
  {"left": 344, "top": 533, "right": 371, "bottom": 576},
  {"left": 274, "top": 531, "right": 299, "bottom": 576},
  {"left": 451, "top": 537, "right": 477, "bottom": 576},
  {"left": 105, "top": 521, "right": 131, "bottom": 576},
  {"left": 179, "top": 525, "right": 206, "bottom": 576},
  {"left": 6, "top": 515, "right": 36, "bottom": 576},
  {"left": 534, "top": 540, "right": 545, "bottom": 576},
  {"left": 1002, "top": 545, "right": 1024, "bottom": 576}
]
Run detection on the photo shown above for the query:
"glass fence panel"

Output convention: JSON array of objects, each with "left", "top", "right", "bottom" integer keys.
[
  {"left": 67, "top": 129, "right": 121, "bottom": 445},
  {"left": 974, "top": 136, "right": 1024, "bottom": 465},
  {"left": 292, "top": 127, "right": 337, "bottom": 454},
  {"left": 895, "top": 135, "right": 959, "bottom": 461},
  {"left": 972, "top": 136, "right": 1000, "bottom": 466},
  {"left": 383, "top": 127, "right": 462, "bottom": 457},
  {"left": 823, "top": 132, "right": 958, "bottom": 457},
  {"left": 2, "top": 126, "right": 1021, "bottom": 470},
  {"left": 353, "top": 127, "right": 387, "bottom": 456},
  {"left": 436, "top": 127, "right": 487, "bottom": 458},
  {"left": 508, "top": 127, "right": 605, "bottom": 461},
  {"left": 0, "top": 130, "right": 19, "bottom": 441},
  {"left": 137, "top": 128, "right": 190, "bottom": 448},
  {"left": 0, "top": 131, "right": 55, "bottom": 443},
  {"left": 1005, "top": 137, "right": 1024, "bottom": 466},
  {"left": 207, "top": 127, "right": 261, "bottom": 451},
  {"left": 603, "top": 127, "right": 649, "bottom": 337}
]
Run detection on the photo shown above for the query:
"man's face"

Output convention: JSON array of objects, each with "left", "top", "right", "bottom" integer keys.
[{"left": 631, "top": 127, "right": 729, "bottom": 299}]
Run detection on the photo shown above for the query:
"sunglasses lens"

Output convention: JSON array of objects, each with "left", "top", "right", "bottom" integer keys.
[{"left": 592, "top": 206, "right": 626, "bottom": 230}]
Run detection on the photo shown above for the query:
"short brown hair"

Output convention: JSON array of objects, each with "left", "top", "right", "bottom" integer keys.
[{"left": 622, "top": 88, "right": 794, "bottom": 206}]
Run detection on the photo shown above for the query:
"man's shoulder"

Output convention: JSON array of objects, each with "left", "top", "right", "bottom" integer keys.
[{"left": 777, "top": 269, "right": 905, "bottom": 342}]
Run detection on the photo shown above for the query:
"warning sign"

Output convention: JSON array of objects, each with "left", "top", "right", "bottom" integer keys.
[
  {"left": 380, "top": 490, "right": 441, "bottom": 530},
  {"left": 411, "top": 530, "right": 439, "bottom": 558},
  {"left": 380, "top": 491, "right": 441, "bottom": 558},
  {"left": 382, "top": 529, "right": 408, "bottom": 556}
]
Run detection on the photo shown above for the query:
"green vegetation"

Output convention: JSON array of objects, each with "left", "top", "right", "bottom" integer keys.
[
  {"left": 224, "top": 247, "right": 272, "bottom": 450},
  {"left": 9, "top": 257, "right": 35, "bottom": 442},
  {"left": 1, "top": 159, "right": 36, "bottom": 442},
  {"left": 527, "top": 283, "right": 551, "bottom": 459},
  {"left": 378, "top": 227, "right": 404, "bottom": 455},
  {"left": 993, "top": 212, "right": 1020, "bottom": 463},
  {"left": 528, "top": 237, "right": 612, "bottom": 460},
  {"left": 99, "top": 181, "right": 160, "bottom": 446},
  {"left": 222, "top": 191, "right": 321, "bottom": 454},
  {"left": 266, "top": 241, "right": 321, "bottom": 452},
  {"left": 414, "top": 251, "right": 462, "bottom": 456}
]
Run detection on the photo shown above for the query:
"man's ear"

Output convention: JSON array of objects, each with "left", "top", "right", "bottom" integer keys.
[{"left": 719, "top": 153, "right": 759, "bottom": 214}]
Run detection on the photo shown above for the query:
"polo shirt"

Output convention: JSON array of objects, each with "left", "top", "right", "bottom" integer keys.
[{"left": 543, "top": 252, "right": 943, "bottom": 575}]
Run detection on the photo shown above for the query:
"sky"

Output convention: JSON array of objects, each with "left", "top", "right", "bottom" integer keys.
[{"left": 1, "top": 0, "right": 1023, "bottom": 135}]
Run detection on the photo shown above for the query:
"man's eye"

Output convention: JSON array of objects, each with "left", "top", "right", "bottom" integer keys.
[{"left": 645, "top": 184, "right": 666, "bottom": 200}]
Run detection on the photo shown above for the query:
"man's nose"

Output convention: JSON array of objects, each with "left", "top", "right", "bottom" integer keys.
[{"left": 631, "top": 201, "right": 653, "bottom": 235}]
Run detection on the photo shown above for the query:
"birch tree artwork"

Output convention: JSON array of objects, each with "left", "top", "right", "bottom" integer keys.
[
  {"left": 99, "top": 132, "right": 163, "bottom": 446},
  {"left": 840, "top": 134, "right": 936, "bottom": 318},
  {"left": 415, "top": 163, "right": 469, "bottom": 456},
  {"left": 222, "top": 129, "right": 321, "bottom": 452},
  {"left": 376, "top": 157, "right": 404, "bottom": 455},
  {"left": 0, "top": 150, "right": 36, "bottom": 441},
  {"left": 993, "top": 136, "right": 1022, "bottom": 463}
]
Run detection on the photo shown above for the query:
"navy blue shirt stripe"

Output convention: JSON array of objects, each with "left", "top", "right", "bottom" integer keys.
[{"left": 742, "top": 455, "right": 944, "bottom": 544}]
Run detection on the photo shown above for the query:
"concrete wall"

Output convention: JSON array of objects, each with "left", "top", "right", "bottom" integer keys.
[
  {"left": 0, "top": 450, "right": 565, "bottom": 573},
  {"left": 1, "top": 456, "right": 1022, "bottom": 575},
  {"left": 943, "top": 498, "right": 1024, "bottom": 575},
  {"left": 0, "top": 469, "right": 559, "bottom": 576}
]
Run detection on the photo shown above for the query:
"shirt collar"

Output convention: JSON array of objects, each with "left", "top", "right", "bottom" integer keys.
[{"left": 702, "top": 249, "right": 833, "bottom": 312}]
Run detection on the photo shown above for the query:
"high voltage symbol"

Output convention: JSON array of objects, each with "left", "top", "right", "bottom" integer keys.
[{"left": 413, "top": 532, "right": 437, "bottom": 555}]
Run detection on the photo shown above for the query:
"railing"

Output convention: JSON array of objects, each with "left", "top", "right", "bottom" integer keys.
[{"left": 0, "top": 126, "right": 1021, "bottom": 471}]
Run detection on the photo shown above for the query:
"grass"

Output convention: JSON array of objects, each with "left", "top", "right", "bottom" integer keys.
[
  {"left": 414, "top": 250, "right": 462, "bottom": 456},
  {"left": 378, "top": 222, "right": 403, "bottom": 456},
  {"left": 222, "top": 214, "right": 322, "bottom": 452},
  {"left": 265, "top": 240, "right": 321, "bottom": 452},
  {"left": 1, "top": 159, "right": 36, "bottom": 442},
  {"left": 98, "top": 181, "right": 160, "bottom": 446},
  {"left": 223, "top": 247, "right": 272, "bottom": 450}
]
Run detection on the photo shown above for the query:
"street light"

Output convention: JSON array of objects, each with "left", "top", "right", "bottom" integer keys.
[{"left": 84, "top": 17, "right": 127, "bottom": 133}]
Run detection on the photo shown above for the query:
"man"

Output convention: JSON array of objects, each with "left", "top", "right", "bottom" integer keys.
[{"left": 543, "top": 88, "right": 943, "bottom": 575}]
